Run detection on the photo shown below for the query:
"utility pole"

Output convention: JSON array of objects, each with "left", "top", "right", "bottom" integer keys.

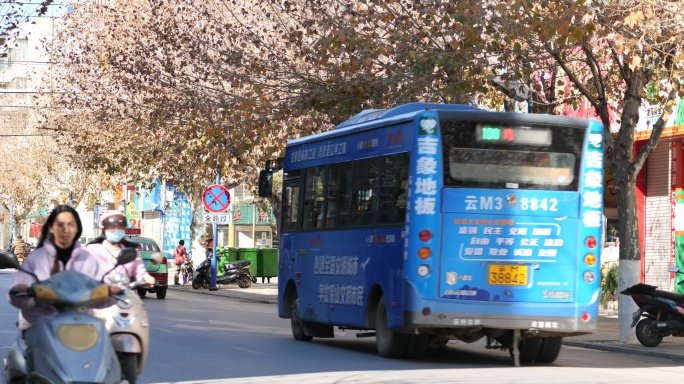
[
  {"left": 252, "top": 199, "right": 257, "bottom": 247},
  {"left": 9, "top": 199, "right": 14, "bottom": 247},
  {"left": 209, "top": 173, "right": 220, "bottom": 291},
  {"left": 160, "top": 179, "right": 166, "bottom": 253}
]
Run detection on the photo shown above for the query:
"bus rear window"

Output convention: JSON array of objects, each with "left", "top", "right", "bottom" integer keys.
[
  {"left": 442, "top": 119, "right": 584, "bottom": 191},
  {"left": 448, "top": 148, "right": 575, "bottom": 187}
]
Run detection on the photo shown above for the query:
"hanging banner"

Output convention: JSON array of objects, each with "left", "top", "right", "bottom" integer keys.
[{"left": 126, "top": 201, "right": 142, "bottom": 229}]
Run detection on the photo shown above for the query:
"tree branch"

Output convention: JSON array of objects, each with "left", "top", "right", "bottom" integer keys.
[{"left": 544, "top": 43, "right": 601, "bottom": 112}]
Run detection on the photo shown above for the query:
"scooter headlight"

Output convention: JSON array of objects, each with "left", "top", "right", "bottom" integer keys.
[{"left": 57, "top": 324, "right": 99, "bottom": 351}]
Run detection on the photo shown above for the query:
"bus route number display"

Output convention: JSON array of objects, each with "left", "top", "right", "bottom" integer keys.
[{"left": 476, "top": 125, "right": 552, "bottom": 146}]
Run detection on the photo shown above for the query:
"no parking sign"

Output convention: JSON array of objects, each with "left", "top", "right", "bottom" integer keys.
[{"left": 203, "top": 184, "right": 231, "bottom": 213}]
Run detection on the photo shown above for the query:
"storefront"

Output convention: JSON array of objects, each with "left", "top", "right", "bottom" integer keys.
[
  {"left": 635, "top": 100, "right": 684, "bottom": 293},
  {"left": 217, "top": 203, "right": 275, "bottom": 248}
]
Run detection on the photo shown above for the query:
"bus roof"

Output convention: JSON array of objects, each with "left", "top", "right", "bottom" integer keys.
[
  {"left": 288, "top": 103, "right": 479, "bottom": 147},
  {"left": 336, "top": 102, "right": 479, "bottom": 129},
  {"left": 287, "top": 102, "right": 599, "bottom": 148}
]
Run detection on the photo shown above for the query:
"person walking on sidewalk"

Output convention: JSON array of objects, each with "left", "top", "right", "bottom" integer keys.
[{"left": 173, "top": 240, "right": 188, "bottom": 285}]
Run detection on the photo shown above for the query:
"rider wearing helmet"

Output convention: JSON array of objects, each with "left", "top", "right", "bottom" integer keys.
[{"left": 86, "top": 211, "right": 155, "bottom": 286}]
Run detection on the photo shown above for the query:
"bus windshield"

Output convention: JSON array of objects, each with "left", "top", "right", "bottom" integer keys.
[{"left": 441, "top": 119, "right": 584, "bottom": 191}]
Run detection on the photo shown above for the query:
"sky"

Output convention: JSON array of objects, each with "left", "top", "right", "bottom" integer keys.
[{"left": 0, "top": 1, "right": 67, "bottom": 34}]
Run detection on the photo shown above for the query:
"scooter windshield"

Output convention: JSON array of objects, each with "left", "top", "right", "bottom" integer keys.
[{"left": 34, "top": 270, "right": 106, "bottom": 306}]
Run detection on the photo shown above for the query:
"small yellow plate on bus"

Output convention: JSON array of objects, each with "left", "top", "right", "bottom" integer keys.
[{"left": 488, "top": 264, "right": 528, "bottom": 286}]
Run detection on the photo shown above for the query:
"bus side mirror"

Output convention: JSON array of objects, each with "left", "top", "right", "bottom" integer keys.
[{"left": 258, "top": 170, "right": 273, "bottom": 198}]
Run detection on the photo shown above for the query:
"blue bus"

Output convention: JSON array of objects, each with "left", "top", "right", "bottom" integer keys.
[{"left": 258, "top": 103, "right": 604, "bottom": 365}]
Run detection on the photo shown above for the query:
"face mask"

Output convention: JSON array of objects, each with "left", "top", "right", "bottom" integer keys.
[{"left": 105, "top": 230, "right": 126, "bottom": 244}]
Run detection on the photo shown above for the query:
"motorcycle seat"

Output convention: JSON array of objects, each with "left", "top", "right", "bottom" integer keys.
[
  {"left": 225, "top": 260, "right": 251, "bottom": 270},
  {"left": 655, "top": 289, "right": 684, "bottom": 304}
]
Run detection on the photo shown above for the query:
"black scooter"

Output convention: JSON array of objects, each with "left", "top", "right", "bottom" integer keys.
[
  {"left": 192, "top": 256, "right": 253, "bottom": 289},
  {"left": 621, "top": 266, "right": 684, "bottom": 347}
]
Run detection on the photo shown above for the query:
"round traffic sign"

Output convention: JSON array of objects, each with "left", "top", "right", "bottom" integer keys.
[{"left": 203, "top": 184, "right": 231, "bottom": 213}]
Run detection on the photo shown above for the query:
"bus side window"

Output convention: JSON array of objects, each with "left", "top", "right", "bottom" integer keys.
[
  {"left": 352, "top": 158, "right": 377, "bottom": 225},
  {"left": 283, "top": 184, "right": 300, "bottom": 231},
  {"left": 379, "top": 153, "right": 409, "bottom": 224},
  {"left": 327, "top": 162, "right": 351, "bottom": 228},
  {"left": 303, "top": 166, "right": 326, "bottom": 229}
]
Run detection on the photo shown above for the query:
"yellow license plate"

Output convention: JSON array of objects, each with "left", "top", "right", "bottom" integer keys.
[{"left": 488, "top": 264, "right": 528, "bottom": 286}]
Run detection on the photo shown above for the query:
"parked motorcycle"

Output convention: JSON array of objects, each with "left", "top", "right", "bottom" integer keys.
[
  {"left": 621, "top": 266, "right": 684, "bottom": 347},
  {"left": 192, "top": 257, "right": 253, "bottom": 289},
  {"left": 1, "top": 248, "right": 138, "bottom": 384},
  {"left": 0, "top": 247, "right": 17, "bottom": 270},
  {"left": 95, "top": 275, "right": 153, "bottom": 384}
]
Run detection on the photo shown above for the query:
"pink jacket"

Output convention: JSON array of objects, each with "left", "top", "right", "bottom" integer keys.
[
  {"left": 9, "top": 240, "right": 104, "bottom": 330},
  {"left": 86, "top": 241, "right": 151, "bottom": 284}
]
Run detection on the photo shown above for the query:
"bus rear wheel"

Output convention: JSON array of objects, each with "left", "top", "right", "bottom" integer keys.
[
  {"left": 291, "top": 298, "right": 313, "bottom": 342},
  {"left": 535, "top": 336, "right": 563, "bottom": 363},
  {"left": 403, "top": 334, "right": 430, "bottom": 359},
  {"left": 375, "top": 296, "right": 408, "bottom": 358},
  {"left": 509, "top": 335, "right": 542, "bottom": 363}
]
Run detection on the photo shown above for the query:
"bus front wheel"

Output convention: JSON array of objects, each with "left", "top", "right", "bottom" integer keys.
[
  {"left": 291, "top": 298, "right": 313, "bottom": 342},
  {"left": 375, "top": 296, "right": 408, "bottom": 358}
]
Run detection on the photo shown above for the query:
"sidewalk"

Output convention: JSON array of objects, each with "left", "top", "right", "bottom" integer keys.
[
  {"left": 167, "top": 281, "right": 684, "bottom": 361},
  {"left": 167, "top": 277, "right": 278, "bottom": 304}
]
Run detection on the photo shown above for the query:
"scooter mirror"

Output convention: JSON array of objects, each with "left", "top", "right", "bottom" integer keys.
[
  {"left": 0, "top": 250, "right": 20, "bottom": 270},
  {"left": 668, "top": 266, "right": 681, "bottom": 273},
  {"left": 111, "top": 272, "right": 128, "bottom": 285},
  {"left": 117, "top": 248, "right": 138, "bottom": 266},
  {"left": 149, "top": 252, "right": 164, "bottom": 266}
]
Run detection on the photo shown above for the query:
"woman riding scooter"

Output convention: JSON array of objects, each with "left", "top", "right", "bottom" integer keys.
[
  {"left": 7, "top": 205, "right": 115, "bottom": 380},
  {"left": 87, "top": 211, "right": 155, "bottom": 384},
  {"left": 87, "top": 211, "right": 155, "bottom": 285}
]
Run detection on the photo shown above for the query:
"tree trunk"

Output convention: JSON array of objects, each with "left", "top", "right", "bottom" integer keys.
[
  {"left": 614, "top": 68, "right": 652, "bottom": 344},
  {"left": 616, "top": 178, "right": 640, "bottom": 344},
  {"left": 186, "top": 189, "right": 209, "bottom": 257}
]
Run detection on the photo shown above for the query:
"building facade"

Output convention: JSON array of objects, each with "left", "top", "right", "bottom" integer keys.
[{"left": 635, "top": 98, "right": 684, "bottom": 293}]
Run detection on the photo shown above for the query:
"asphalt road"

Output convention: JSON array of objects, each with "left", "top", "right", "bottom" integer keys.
[{"left": 2, "top": 270, "right": 684, "bottom": 383}]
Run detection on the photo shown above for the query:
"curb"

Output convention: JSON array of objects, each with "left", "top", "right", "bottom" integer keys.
[
  {"left": 562, "top": 339, "right": 684, "bottom": 362},
  {"left": 167, "top": 285, "right": 278, "bottom": 304}
]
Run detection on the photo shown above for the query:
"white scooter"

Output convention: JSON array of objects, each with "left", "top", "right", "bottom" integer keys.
[
  {"left": 97, "top": 251, "right": 164, "bottom": 384},
  {"left": 2, "top": 249, "right": 138, "bottom": 384},
  {"left": 96, "top": 272, "right": 162, "bottom": 384}
]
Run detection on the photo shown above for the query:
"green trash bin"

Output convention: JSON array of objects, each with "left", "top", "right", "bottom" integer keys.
[
  {"left": 215, "top": 246, "right": 230, "bottom": 276},
  {"left": 257, "top": 248, "right": 278, "bottom": 282},
  {"left": 238, "top": 248, "right": 260, "bottom": 278},
  {"left": 217, "top": 256, "right": 230, "bottom": 277},
  {"left": 227, "top": 247, "right": 239, "bottom": 262}
]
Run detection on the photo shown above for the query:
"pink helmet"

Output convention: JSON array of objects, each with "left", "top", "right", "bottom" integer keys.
[{"left": 100, "top": 211, "right": 126, "bottom": 229}]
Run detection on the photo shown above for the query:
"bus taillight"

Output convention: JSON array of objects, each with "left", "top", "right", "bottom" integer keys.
[
  {"left": 584, "top": 253, "right": 596, "bottom": 266},
  {"left": 581, "top": 312, "right": 591, "bottom": 322},
  {"left": 418, "top": 247, "right": 431, "bottom": 259},
  {"left": 583, "top": 270, "right": 595, "bottom": 283},
  {"left": 419, "top": 230, "right": 431, "bottom": 242},
  {"left": 585, "top": 236, "right": 597, "bottom": 249}
]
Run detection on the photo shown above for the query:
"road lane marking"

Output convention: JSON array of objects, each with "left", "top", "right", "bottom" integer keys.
[{"left": 229, "top": 345, "right": 266, "bottom": 355}]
